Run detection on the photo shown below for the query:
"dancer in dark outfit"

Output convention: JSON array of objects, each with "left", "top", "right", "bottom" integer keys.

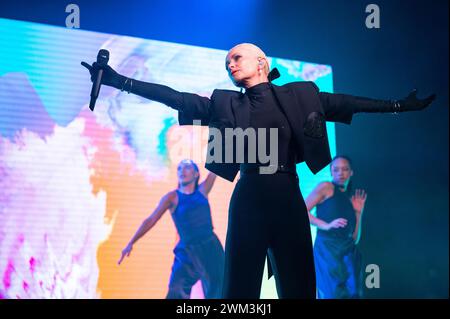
[
  {"left": 118, "top": 160, "right": 224, "bottom": 299},
  {"left": 306, "top": 156, "right": 366, "bottom": 298},
  {"left": 83, "top": 43, "right": 435, "bottom": 298}
]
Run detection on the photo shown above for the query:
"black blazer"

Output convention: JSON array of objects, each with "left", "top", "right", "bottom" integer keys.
[{"left": 176, "top": 81, "right": 355, "bottom": 181}]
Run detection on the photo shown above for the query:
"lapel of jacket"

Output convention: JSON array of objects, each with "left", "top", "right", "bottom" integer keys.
[
  {"left": 230, "top": 84, "right": 303, "bottom": 134},
  {"left": 270, "top": 84, "right": 304, "bottom": 139},
  {"left": 230, "top": 93, "right": 250, "bottom": 129}
]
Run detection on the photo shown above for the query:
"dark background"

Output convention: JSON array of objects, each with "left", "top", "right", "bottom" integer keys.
[{"left": 1, "top": 0, "right": 448, "bottom": 298}]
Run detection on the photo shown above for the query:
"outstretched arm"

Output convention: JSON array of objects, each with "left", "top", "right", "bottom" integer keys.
[
  {"left": 81, "top": 61, "right": 211, "bottom": 125},
  {"left": 198, "top": 172, "right": 217, "bottom": 197},
  {"left": 118, "top": 191, "right": 176, "bottom": 265},
  {"left": 310, "top": 82, "right": 436, "bottom": 123}
]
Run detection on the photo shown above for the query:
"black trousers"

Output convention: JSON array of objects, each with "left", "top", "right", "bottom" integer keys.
[{"left": 222, "top": 172, "right": 316, "bottom": 299}]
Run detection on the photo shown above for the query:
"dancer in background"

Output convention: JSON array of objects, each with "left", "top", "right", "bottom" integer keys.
[
  {"left": 306, "top": 155, "right": 367, "bottom": 298},
  {"left": 118, "top": 159, "right": 224, "bottom": 299}
]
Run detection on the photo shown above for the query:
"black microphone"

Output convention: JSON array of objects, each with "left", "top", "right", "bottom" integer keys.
[{"left": 89, "top": 49, "right": 110, "bottom": 111}]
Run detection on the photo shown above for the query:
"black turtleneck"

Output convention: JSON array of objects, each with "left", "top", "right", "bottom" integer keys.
[{"left": 244, "top": 82, "right": 298, "bottom": 167}]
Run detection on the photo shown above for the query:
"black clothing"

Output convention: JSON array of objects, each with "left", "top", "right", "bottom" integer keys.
[
  {"left": 110, "top": 76, "right": 402, "bottom": 298},
  {"left": 245, "top": 82, "right": 298, "bottom": 168},
  {"left": 223, "top": 172, "right": 315, "bottom": 298},
  {"left": 121, "top": 77, "right": 421, "bottom": 182},
  {"left": 81, "top": 59, "right": 436, "bottom": 299},
  {"left": 127, "top": 79, "right": 356, "bottom": 180}
]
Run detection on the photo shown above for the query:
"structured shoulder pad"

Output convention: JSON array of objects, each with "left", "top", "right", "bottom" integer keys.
[{"left": 286, "top": 81, "right": 319, "bottom": 92}]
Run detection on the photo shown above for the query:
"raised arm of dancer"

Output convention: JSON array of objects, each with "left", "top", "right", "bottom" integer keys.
[
  {"left": 198, "top": 172, "right": 217, "bottom": 197},
  {"left": 351, "top": 189, "right": 367, "bottom": 245},
  {"left": 118, "top": 191, "right": 176, "bottom": 265}
]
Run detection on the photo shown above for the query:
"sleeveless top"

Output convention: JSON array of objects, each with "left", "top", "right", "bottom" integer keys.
[
  {"left": 171, "top": 188, "right": 214, "bottom": 244},
  {"left": 316, "top": 183, "right": 356, "bottom": 239}
]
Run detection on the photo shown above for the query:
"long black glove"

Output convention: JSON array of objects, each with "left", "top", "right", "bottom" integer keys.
[
  {"left": 352, "top": 89, "right": 436, "bottom": 113},
  {"left": 80, "top": 60, "right": 192, "bottom": 111},
  {"left": 398, "top": 89, "right": 436, "bottom": 112},
  {"left": 81, "top": 61, "right": 126, "bottom": 90}
]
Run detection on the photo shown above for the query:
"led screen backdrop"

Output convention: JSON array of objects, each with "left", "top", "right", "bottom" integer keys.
[{"left": 0, "top": 18, "right": 335, "bottom": 299}]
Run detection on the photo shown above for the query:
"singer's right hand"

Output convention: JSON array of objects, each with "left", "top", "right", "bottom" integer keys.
[
  {"left": 81, "top": 61, "right": 126, "bottom": 90},
  {"left": 118, "top": 244, "right": 133, "bottom": 265}
]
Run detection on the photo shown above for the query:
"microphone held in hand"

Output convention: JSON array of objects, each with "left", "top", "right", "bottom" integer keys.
[{"left": 89, "top": 49, "right": 110, "bottom": 111}]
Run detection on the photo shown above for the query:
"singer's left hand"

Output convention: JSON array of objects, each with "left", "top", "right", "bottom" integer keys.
[{"left": 399, "top": 89, "right": 436, "bottom": 111}]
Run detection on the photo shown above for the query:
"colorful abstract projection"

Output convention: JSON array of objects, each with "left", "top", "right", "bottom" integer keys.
[{"left": 0, "top": 18, "right": 335, "bottom": 299}]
